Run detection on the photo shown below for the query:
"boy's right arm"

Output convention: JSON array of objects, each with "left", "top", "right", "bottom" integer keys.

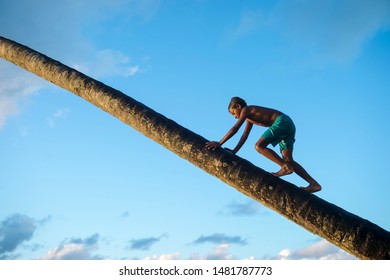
[
  {"left": 205, "top": 125, "right": 239, "bottom": 150},
  {"left": 206, "top": 110, "right": 248, "bottom": 151}
]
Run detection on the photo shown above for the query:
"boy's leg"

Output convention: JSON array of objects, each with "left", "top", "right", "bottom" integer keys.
[
  {"left": 255, "top": 137, "right": 293, "bottom": 175},
  {"left": 280, "top": 148, "right": 322, "bottom": 193}
]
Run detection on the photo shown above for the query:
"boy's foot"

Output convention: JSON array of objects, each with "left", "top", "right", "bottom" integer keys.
[
  {"left": 300, "top": 183, "right": 322, "bottom": 193},
  {"left": 272, "top": 164, "right": 293, "bottom": 177}
]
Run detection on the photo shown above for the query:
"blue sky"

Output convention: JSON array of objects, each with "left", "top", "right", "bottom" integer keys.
[{"left": 1, "top": 0, "right": 389, "bottom": 260}]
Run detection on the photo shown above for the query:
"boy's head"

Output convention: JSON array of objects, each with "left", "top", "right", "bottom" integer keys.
[
  {"left": 228, "top": 97, "right": 247, "bottom": 119},
  {"left": 228, "top": 97, "right": 247, "bottom": 110}
]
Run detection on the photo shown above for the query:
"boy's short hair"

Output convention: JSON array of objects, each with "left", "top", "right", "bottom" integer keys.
[{"left": 229, "top": 97, "right": 247, "bottom": 109}]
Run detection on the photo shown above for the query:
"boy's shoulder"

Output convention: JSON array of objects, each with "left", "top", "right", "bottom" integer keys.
[
  {"left": 241, "top": 105, "right": 253, "bottom": 115},
  {"left": 243, "top": 105, "right": 280, "bottom": 120},
  {"left": 245, "top": 105, "right": 263, "bottom": 113},
  {"left": 248, "top": 105, "right": 278, "bottom": 114}
]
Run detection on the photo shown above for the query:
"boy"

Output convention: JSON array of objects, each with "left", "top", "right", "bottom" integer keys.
[{"left": 205, "top": 97, "right": 321, "bottom": 193}]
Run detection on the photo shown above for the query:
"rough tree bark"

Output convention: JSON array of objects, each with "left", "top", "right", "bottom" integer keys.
[{"left": 1, "top": 36, "right": 389, "bottom": 259}]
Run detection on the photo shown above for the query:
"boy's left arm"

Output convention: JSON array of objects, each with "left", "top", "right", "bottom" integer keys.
[{"left": 229, "top": 121, "right": 253, "bottom": 154}]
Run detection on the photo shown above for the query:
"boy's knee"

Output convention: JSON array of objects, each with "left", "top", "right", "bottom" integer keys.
[{"left": 255, "top": 142, "right": 266, "bottom": 154}]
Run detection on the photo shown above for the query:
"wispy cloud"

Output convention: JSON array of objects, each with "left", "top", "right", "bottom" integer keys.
[
  {"left": 120, "top": 211, "right": 130, "bottom": 219},
  {"left": 39, "top": 233, "right": 102, "bottom": 260},
  {"left": 0, "top": 214, "right": 38, "bottom": 259},
  {"left": 272, "top": 239, "right": 357, "bottom": 260},
  {"left": 223, "top": 1, "right": 390, "bottom": 64},
  {"left": 271, "top": 0, "right": 390, "bottom": 63},
  {"left": 226, "top": 9, "right": 264, "bottom": 43},
  {"left": 127, "top": 234, "right": 167, "bottom": 251},
  {"left": 220, "top": 199, "right": 263, "bottom": 216},
  {"left": 0, "top": 0, "right": 159, "bottom": 128},
  {"left": 73, "top": 49, "right": 144, "bottom": 79},
  {"left": 192, "top": 233, "right": 247, "bottom": 246},
  {"left": 47, "top": 108, "right": 70, "bottom": 128},
  {"left": 0, "top": 0, "right": 161, "bottom": 59},
  {"left": 0, "top": 62, "right": 46, "bottom": 129}
]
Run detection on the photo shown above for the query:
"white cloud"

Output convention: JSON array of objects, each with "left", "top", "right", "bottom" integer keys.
[
  {"left": 41, "top": 243, "right": 91, "bottom": 260},
  {"left": 1, "top": 0, "right": 158, "bottom": 128},
  {"left": 274, "top": 239, "right": 357, "bottom": 260},
  {"left": 127, "top": 66, "right": 141, "bottom": 77},
  {"left": 143, "top": 244, "right": 257, "bottom": 260},
  {"left": 144, "top": 252, "right": 181, "bottom": 260},
  {"left": 39, "top": 234, "right": 101, "bottom": 260},
  {"left": 190, "top": 243, "right": 235, "bottom": 260},
  {"left": 47, "top": 108, "right": 70, "bottom": 128},
  {"left": 0, "top": 62, "right": 46, "bottom": 129},
  {"left": 204, "top": 243, "right": 235, "bottom": 260}
]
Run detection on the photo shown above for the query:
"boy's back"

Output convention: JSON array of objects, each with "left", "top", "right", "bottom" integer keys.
[{"left": 240, "top": 105, "right": 282, "bottom": 127}]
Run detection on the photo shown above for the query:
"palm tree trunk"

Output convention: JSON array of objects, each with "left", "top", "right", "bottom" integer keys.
[{"left": 1, "top": 36, "right": 389, "bottom": 259}]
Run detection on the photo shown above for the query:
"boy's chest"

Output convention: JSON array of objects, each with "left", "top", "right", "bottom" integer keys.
[{"left": 247, "top": 118, "right": 267, "bottom": 127}]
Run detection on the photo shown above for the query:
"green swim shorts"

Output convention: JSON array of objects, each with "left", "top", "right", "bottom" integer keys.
[{"left": 261, "top": 114, "right": 296, "bottom": 151}]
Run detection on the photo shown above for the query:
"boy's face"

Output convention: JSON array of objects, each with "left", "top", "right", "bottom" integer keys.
[{"left": 229, "top": 105, "right": 242, "bottom": 119}]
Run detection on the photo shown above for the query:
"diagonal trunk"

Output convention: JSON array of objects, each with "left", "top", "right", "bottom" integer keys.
[{"left": 1, "top": 36, "right": 389, "bottom": 259}]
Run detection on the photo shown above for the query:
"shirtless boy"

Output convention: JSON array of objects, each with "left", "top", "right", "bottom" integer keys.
[{"left": 206, "top": 97, "right": 321, "bottom": 193}]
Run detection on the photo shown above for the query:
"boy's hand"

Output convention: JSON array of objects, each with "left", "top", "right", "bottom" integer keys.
[{"left": 205, "top": 141, "right": 221, "bottom": 151}]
